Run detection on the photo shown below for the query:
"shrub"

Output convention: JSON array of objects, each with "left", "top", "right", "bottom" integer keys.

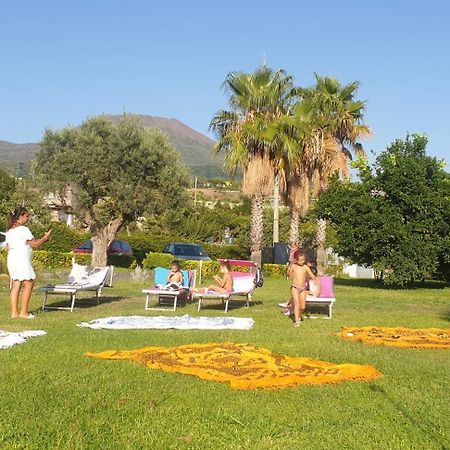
[
  {"left": 119, "top": 232, "right": 182, "bottom": 263},
  {"left": 201, "top": 243, "right": 250, "bottom": 260},
  {"left": 31, "top": 251, "right": 135, "bottom": 269},
  {"left": 30, "top": 223, "right": 89, "bottom": 253},
  {"left": 0, "top": 250, "right": 7, "bottom": 274},
  {"left": 142, "top": 252, "right": 174, "bottom": 270},
  {"left": 32, "top": 251, "right": 91, "bottom": 269},
  {"left": 107, "top": 254, "right": 136, "bottom": 268},
  {"left": 142, "top": 253, "right": 252, "bottom": 278},
  {"left": 263, "top": 264, "right": 287, "bottom": 277}
]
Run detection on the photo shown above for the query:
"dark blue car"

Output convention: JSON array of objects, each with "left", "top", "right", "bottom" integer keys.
[{"left": 162, "top": 243, "right": 211, "bottom": 261}]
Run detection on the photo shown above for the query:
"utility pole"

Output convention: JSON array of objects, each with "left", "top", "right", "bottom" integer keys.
[{"left": 194, "top": 177, "right": 198, "bottom": 208}]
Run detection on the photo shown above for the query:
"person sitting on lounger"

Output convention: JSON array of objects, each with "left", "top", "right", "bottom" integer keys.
[
  {"left": 192, "top": 260, "right": 233, "bottom": 294},
  {"left": 156, "top": 261, "right": 184, "bottom": 290}
]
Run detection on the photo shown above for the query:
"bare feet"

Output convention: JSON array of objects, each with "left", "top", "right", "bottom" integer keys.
[{"left": 19, "top": 313, "right": 35, "bottom": 319}]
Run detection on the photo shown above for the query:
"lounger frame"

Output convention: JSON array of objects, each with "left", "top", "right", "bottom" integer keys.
[{"left": 41, "top": 266, "right": 114, "bottom": 312}]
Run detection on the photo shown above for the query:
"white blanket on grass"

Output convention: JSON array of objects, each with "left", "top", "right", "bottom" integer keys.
[
  {"left": 78, "top": 315, "right": 254, "bottom": 330},
  {"left": 0, "top": 330, "right": 47, "bottom": 349}
]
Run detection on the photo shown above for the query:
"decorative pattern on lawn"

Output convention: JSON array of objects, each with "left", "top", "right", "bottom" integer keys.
[
  {"left": 86, "top": 342, "right": 382, "bottom": 390},
  {"left": 340, "top": 326, "right": 450, "bottom": 349}
]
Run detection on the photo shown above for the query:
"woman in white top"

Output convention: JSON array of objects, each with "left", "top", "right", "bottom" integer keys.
[{"left": 5, "top": 207, "right": 52, "bottom": 319}]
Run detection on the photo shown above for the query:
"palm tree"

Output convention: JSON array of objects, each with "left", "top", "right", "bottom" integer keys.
[
  {"left": 302, "top": 75, "right": 371, "bottom": 272},
  {"left": 210, "top": 65, "right": 300, "bottom": 264}
]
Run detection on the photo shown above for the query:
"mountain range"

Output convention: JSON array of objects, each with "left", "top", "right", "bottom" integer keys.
[{"left": 0, "top": 115, "right": 224, "bottom": 178}]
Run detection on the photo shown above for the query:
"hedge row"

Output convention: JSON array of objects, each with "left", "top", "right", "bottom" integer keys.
[
  {"left": 262, "top": 263, "right": 287, "bottom": 277},
  {"left": 30, "top": 223, "right": 90, "bottom": 253},
  {"left": 32, "top": 251, "right": 136, "bottom": 269},
  {"left": 142, "top": 252, "right": 252, "bottom": 278}
]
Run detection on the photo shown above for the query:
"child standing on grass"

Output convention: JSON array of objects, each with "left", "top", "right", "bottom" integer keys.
[
  {"left": 287, "top": 250, "right": 320, "bottom": 327},
  {"left": 192, "top": 260, "right": 233, "bottom": 294}
]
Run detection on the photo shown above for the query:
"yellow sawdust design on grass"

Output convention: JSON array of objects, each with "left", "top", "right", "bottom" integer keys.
[
  {"left": 340, "top": 326, "right": 450, "bottom": 349},
  {"left": 86, "top": 342, "right": 381, "bottom": 390}
]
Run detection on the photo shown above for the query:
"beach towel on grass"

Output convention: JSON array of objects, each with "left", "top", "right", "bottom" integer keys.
[
  {"left": 87, "top": 342, "right": 382, "bottom": 390},
  {"left": 339, "top": 326, "right": 450, "bottom": 349},
  {"left": 78, "top": 315, "right": 254, "bottom": 330},
  {"left": 0, "top": 330, "right": 46, "bottom": 349}
]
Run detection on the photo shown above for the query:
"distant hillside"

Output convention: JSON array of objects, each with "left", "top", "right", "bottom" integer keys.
[
  {"left": 0, "top": 141, "right": 39, "bottom": 176},
  {"left": 0, "top": 115, "right": 224, "bottom": 178}
]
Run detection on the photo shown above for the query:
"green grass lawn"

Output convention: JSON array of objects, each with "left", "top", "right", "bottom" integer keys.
[{"left": 0, "top": 273, "right": 449, "bottom": 450}]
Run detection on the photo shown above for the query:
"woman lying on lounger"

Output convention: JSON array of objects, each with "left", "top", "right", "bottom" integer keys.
[{"left": 192, "top": 260, "right": 233, "bottom": 294}]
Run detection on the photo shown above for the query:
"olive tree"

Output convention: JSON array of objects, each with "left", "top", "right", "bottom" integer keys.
[{"left": 35, "top": 115, "right": 189, "bottom": 266}]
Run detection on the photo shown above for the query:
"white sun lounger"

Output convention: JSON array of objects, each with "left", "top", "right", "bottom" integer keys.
[
  {"left": 41, "top": 264, "right": 114, "bottom": 312},
  {"left": 305, "top": 295, "right": 335, "bottom": 319},
  {"left": 305, "top": 276, "right": 336, "bottom": 319},
  {"left": 142, "top": 267, "right": 196, "bottom": 311},
  {"left": 194, "top": 272, "right": 256, "bottom": 313}
]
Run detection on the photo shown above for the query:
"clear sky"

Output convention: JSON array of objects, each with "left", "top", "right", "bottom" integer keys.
[{"left": 1, "top": 0, "right": 449, "bottom": 164}]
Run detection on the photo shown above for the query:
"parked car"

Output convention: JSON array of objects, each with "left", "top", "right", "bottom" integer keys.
[
  {"left": 162, "top": 243, "right": 211, "bottom": 261},
  {"left": 0, "top": 231, "right": 6, "bottom": 250},
  {"left": 72, "top": 239, "right": 133, "bottom": 256}
]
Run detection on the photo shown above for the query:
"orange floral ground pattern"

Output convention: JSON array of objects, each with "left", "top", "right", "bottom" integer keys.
[
  {"left": 86, "top": 342, "right": 382, "bottom": 390},
  {"left": 340, "top": 326, "right": 450, "bottom": 349}
]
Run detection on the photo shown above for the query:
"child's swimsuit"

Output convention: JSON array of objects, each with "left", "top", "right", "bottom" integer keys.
[{"left": 291, "top": 285, "right": 306, "bottom": 293}]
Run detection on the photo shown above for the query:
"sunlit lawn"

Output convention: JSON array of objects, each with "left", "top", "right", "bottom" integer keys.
[{"left": 0, "top": 272, "right": 449, "bottom": 449}]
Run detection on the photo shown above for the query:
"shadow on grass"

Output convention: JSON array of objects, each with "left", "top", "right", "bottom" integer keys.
[
  {"left": 38, "top": 295, "right": 127, "bottom": 311},
  {"left": 198, "top": 300, "right": 264, "bottom": 313},
  {"left": 334, "top": 278, "right": 449, "bottom": 290}
]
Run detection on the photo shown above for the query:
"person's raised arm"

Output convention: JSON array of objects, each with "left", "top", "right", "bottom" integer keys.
[
  {"left": 286, "top": 262, "right": 295, "bottom": 277},
  {"left": 27, "top": 229, "right": 52, "bottom": 249}
]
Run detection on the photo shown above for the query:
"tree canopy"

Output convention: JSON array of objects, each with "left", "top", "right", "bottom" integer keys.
[
  {"left": 0, "top": 165, "right": 15, "bottom": 204},
  {"left": 35, "top": 115, "right": 190, "bottom": 265},
  {"left": 316, "top": 134, "right": 450, "bottom": 285}
]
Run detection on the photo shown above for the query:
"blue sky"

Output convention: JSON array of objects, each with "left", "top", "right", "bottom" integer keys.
[{"left": 1, "top": 0, "right": 449, "bottom": 164}]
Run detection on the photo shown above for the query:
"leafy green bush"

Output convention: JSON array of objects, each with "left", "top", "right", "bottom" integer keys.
[
  {"left": 107, "top": 254, "right": 136, "bottom": 268},
  {"left": 142, "top": 253, "right": 254, "bottom": 278},
  {"left": 179, "top": 260, "right": 220, "bottom": 278},
  {"left": 201, "top": 243, "right": 249, "bottom": 260},
  {"left": 0, "top": 250, "right": 7, "bottom": 274},
  {"left": 317, "top": 134, "right": 450, "bottom": 286},
  {"left": 31, "top": 251, "right": 135, "bottom": 269},
  {"left": 27, "top": 222, "right": 89, "bottom": 253},
  {"left": 118, "top": 232, "right": 182, "bottom": 263},
  {"left": 263, "top": 263, "right": 287, "bottom": 277},
  {"left": 142, "top": 252, "right": 174, "bottom": 270},
  {"left": 32, "top": 251, "right": 91, "bottom": 268}
]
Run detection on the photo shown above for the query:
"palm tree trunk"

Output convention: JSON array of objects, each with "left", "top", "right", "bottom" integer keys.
[
  {"left": 315, "top": 218, "right": 328, "bottom": 274},
  {"left": 250, "top": 192, "right": 265, "bottom": 266},
  {"left": 272, "top": 176, "right": 280, "bottom": 245},
  {"left": 289, "top": 207, "right": 300, "bottom": 247}
]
